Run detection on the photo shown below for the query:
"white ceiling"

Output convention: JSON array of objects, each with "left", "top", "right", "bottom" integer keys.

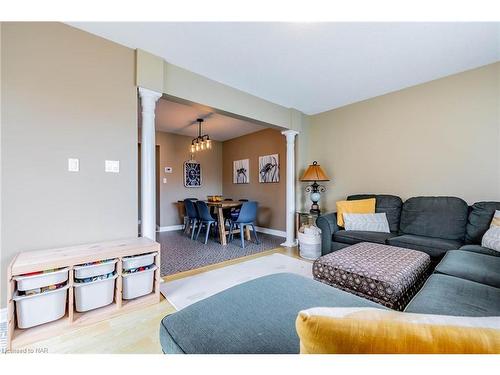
[
  {"left": 155, "top": 99, "right": 267, "bottom": 141},
  {"left": 69, "top": 22, "right": 500, "bottom": 114}
]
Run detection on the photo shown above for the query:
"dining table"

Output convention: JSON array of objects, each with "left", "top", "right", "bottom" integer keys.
[{"left": 205, "top": 200, "right": 251, "bottom": 245}]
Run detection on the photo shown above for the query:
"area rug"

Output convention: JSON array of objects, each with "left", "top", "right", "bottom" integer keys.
[
  {"left": 156, "top": 230, "right": 285, "bottom": 276},
  {"left": 160, "top": 253, "right": 312, "bottom": 310}
]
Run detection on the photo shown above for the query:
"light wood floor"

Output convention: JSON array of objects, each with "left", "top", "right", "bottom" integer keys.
[{"left": 20, "top": 246, "right": 300, "bottom": 354}]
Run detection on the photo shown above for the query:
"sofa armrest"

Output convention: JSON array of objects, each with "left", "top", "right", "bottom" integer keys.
[{"left": 316, "top": 212, "right": 340, "bottom": 255}]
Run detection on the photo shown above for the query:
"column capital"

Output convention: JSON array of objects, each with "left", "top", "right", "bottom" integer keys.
[
  {"left": 138, "top": 87, "right": 162, "bottom": 101},
  {"left": 281, "top": 129, "right": 299, "bottom": 139}
]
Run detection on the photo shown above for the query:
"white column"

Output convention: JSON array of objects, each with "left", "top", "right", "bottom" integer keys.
[
  {"left": 139, "top": 87, "right": 162, "bottom": 240},
  {"left": 281, "top": 130, "right": 299, "bottom": 247}
]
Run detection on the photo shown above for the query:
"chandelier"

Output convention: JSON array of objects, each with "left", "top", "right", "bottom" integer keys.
[{"left": 190, "top": 118, "right": 212, "bottom": 153}]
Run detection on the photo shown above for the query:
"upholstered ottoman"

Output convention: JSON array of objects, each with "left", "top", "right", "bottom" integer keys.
[{"left": 313, "top": 242, "right": 431, "bottom": 310}]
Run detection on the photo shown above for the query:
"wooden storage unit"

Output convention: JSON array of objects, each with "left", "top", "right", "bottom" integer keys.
[{"left": 6, "top": 237, "right": 161, "bottom": 350}]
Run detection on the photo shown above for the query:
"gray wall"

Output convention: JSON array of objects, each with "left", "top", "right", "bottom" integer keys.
[
  {"left": 155, "top": 131, "right": 223, "bottom": 227},
  {"left": 1, "top": 22, "right": 138, "bottom": 306}
]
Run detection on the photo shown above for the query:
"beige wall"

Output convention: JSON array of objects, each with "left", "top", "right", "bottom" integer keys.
[
  {"left": 155, "top": 131, "right": 223, "bottom": 227},
  {"left": 308, "top": 62, "right": 500, "bottom": 212},
  {"left": 136, "top": 50, "right": 302, "bottom": 131},
  {"left": 222, "top": 129, "right": 286, "bottom": 231},
  {"left": 1, "top": 22, "right": 138, "bottom": 306}
]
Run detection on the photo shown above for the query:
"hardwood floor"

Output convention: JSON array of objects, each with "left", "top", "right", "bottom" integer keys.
[{"left": 19, "top": 246, "right": 299, "bottom": 354}]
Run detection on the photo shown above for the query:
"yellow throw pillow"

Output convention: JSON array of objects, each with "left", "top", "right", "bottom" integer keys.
[
  {"left": 296, "top": 307, "right": 500, "bottom": 354},
  {"left": 336, "top": 198, "right": 376, "bottom": 227}
]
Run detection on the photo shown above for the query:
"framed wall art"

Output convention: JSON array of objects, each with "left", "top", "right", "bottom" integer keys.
[
  {"left": 184, "top": 160, "right": 202, "bottom": 187},
  {"left": 233, "top": 159, "right": 249, "bottom": 184},
  {"left": 259, "top": 154, "right": 279, "bottom": 183}
]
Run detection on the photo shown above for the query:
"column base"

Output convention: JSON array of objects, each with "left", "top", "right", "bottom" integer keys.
[{"left": 280, "top": 240, "right": 298, "bottom": 248}]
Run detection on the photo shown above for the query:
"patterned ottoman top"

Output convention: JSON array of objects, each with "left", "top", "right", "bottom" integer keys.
[{"left": 313, "top": 242, "right": 431, "bottom": 310}]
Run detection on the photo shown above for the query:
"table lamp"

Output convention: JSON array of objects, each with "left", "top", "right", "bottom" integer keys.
[{"left": 300, "top": 161, "right": 330, "bottom": 214}]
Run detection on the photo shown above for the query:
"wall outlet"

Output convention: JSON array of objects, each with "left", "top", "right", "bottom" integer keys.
[
  {"left": 163, "top": 177, "right": 167, "bottom": 184},
  {"left": 68, "top": 158, "right": 79, "bottom": 172},
  {"left": 105, "top": 160, "right": 120, "bottom": 173},
  {"left": 165, "top": 167, "right": 173, "bottom": 174}
]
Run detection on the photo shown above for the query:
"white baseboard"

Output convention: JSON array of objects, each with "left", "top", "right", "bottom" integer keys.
[
  {"left": 157, "top": 225, "right": 184, "bottom": 232},
  {"left": 255, "top": 226, "right": 286, "bottom": 238}
]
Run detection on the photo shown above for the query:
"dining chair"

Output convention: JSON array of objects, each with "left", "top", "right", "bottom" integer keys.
[
  {"left": 229, "top": 199, "right": 249, "bottom": 221},
  {"left": 195, "top": 201, "right": 218, "bottom": 244},
  {"left": 184, "top": 199, "right": 200, "bottom": 240},
  {"left": 228, "top": 201, "right": 260, "bottom": 248}
]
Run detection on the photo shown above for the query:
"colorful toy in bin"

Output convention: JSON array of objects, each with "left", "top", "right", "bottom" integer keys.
[{"left": 74, "top": 271, "right": 116, "bottom": 284}]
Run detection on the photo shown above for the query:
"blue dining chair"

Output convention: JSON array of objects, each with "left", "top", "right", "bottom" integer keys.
[
  {"left": 195, "top": 201, "right": 218, "bottom": 244},
  {"left": 228, "top": 201, "right": 260, "bottom": 248},
  {"left": 229, "top": 199, "right": 249, "bottom": 221},
  {"left": 184, "top": 199, "right": 199, "bottom": 240}
]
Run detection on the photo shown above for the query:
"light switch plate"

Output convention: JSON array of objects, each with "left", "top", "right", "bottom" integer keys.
[
  {"left": 68, "top": 158, "right": 79, "bottom": 172},
  {"left": 163, "top": 177, "right": 167, "bottom": 184},
  {"left": 105, "top": 160, "right": 120, "bottom": 173}
]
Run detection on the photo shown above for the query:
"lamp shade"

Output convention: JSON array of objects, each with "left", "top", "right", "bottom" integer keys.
[{"left": 300, "top": 161, "right": 330, "bottom": 182}]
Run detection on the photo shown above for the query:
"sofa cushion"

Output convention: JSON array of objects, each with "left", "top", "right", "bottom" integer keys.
[
  {"left": 405, "top": 274, "right": 500, "bottom": 317},
  {"left": 435, "top": 250, "right": 500, "bottom": 288},
  {"left": 331, "top": 241, "right": 351, "bottom": 252},
  {"left": 347, "top": 194, "right": 403, "bottom": 232},
  {"left": 459, "top": 244, "right": 500, "bottom": 257},
  {"left": 334, "top": 230, "right": 397, "bottom": 245},
  {"left": 465, "top": 201, "right": 500, "bottom": 244},
  {"left": 386, "top": 234, "right": 462, "bottom": 258},
  {"left": 159, "top": 273, "right": 383, "bottom": 354},
  {"left": 399, "top": 196, "right": 468, "bottom": 241}
]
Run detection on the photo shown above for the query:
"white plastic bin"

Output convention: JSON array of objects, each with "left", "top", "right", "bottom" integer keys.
[
  {"left": 73, "top": 273, "right": 118, "bottom": 312},
  {"left": 122, "top": 253, "right": 157, "bottom": 271},
  {"left": 13, "top": 284, "right": 69, "bottom": 329},
  {"left": 13, "top": 267, "right": 69, "bottom": 291},
  {"left": 74, "top": 259, "right": 117, "bottom": 279},
  {"left": 298, "top": 231, "right": 322, "bottom": 260},
  {"left": 122, "top": 266, "right": 157, "bottom": 300}
]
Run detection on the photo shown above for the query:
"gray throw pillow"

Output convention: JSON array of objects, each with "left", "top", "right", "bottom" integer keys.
[
  {"left": 481, "top": 210, "right": 500, "bottom": 252},
  {"left": 343, "top": 213, "right": 390, "bottom": 233}
]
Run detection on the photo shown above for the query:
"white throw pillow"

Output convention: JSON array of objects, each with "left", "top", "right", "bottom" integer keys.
[
  {"left": 481, "top": 210, "right": 500, "bottom": 252},
  {"left": 343, "top": 213, "right": 390, "bottom": 233}
]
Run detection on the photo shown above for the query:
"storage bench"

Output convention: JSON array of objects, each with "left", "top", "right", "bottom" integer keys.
[{"left": 6, "top": 237, "right": 161, "bottom": 350}]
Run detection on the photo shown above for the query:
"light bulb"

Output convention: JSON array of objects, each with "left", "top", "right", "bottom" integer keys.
[
  {"left": 207, "top": 139, "right": 212, "bottom": 149},
  {"left": 195, "top": 142, "right": 199, "bottom": 151},
  {"left": 201, "top": 141, "right": 205, "bottom": 150},
  {"left": 190, "top": 144, "right": 195, "bottom": 153}
]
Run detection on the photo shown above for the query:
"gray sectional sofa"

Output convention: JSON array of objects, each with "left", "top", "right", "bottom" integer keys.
[
  {"left": 317, "top": 194, "right": 500, "bottom": 259},
  {"left": 160, "top": 251, "right": 500, "bottom": 353},
  {"left": 159, "top": 195, "right": 500, "bottom": 354}
]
